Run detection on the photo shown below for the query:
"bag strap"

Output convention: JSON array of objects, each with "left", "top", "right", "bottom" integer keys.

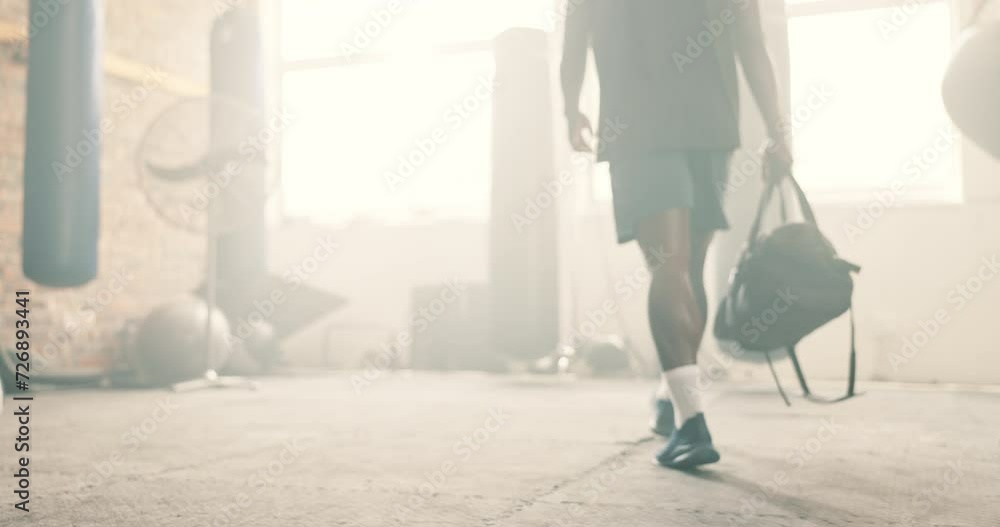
[
  {"left": 785, "top": 173, "right": 818, "bottom": 225},
  {"left": 746, "top": 169, "right": 818, "bottom": 248},
  {"left": 778, "top": 183, "right": 789, "bottom": 224},
  {"left": 782, "top": 307, "right": 859, "bottom": 404},
  {"left": 765, "top": 350, "right": 792, "bottom": 406},
  {"left": 746, "top": 180, "right": 777, "bottom": 246}
]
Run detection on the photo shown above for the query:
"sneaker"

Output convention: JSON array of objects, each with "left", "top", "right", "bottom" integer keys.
[
  {"left": 650, "top": 398, "right": 675, "bottom": 437},
  {"left": 655, "top": 413, "right": 720, "bottom": 470}
]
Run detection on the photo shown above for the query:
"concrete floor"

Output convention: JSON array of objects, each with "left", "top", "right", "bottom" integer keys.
[{"left": 1, "top": 373, "right": 998, "bottom": 526}]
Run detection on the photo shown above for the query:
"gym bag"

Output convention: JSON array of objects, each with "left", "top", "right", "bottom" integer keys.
[{"left": 713, "top": 172, "right": 861, "bottom": 405}]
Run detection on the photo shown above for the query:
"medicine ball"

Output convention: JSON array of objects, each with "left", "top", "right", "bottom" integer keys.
[
  {"left": 577, "top": 336, "right": 632, "bottom": 377},
  {"left": 134, "top": 296, "right": 233, "bottom": 386},
  {"left": 241, "top": 321, "right": 281, "bottom": 370}
]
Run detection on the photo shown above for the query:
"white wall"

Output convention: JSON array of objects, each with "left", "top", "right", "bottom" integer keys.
[{"left": 270, "top": 219, "right": 489, "bottom": 368}]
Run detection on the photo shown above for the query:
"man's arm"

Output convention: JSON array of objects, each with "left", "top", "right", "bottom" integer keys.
[
  {"left": 733, "top": 0, "right": 793, "bottom": 178},
  {"left": 560, "top": 1, "right": 591, "bottom": 122},
  {"left": 733, "top": 0, "right": 788, "bottom": 141}
]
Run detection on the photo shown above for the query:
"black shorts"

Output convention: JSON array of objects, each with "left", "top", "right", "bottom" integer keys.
[{"left": 609, "top": 150, "right": 733, "bottom": 244}]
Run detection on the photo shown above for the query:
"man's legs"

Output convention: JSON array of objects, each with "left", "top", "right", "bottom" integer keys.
[
  {"left": 649, "top": 225, "right": 713, "bottom": 434},
  {"left": 689, "top": 231, "right": 714, "bottom": 333},
  {"left": 638, "top": 210, "right": 700, "bottom": 371},
  {"left": 637, "top": 209, "right": 719, "bottom": 468}
]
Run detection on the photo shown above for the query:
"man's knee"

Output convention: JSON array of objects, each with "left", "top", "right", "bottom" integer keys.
[{"left": 641, "top": 243, "right": 688, "bottom": 270}]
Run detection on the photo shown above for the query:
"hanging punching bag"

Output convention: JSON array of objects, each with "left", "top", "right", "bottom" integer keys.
[
  {"left": 22, "top": 0, "right": 104, "bottom": 287},
  {"left": 490, "top": 29, "right": 560, "bottom": 361},
  {"left": 942, "top": 2, "right": 1000, "bottom": 159},
  {"left": 210, "top": 4, "right": 270, "bottom": 318}
]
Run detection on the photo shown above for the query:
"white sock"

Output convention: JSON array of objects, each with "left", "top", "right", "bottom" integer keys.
[
  {"left": 655, "top": 372, "right": 671, "bottom": 400},
  {"left": 665, "top": 364, "right": 704, "bottom": 428}
]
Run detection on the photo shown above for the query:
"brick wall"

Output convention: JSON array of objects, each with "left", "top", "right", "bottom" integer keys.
[{"left": 0, "top": 1, "right": 225, "bottom": 370}]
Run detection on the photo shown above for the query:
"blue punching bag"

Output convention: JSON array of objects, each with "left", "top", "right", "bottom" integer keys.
[{"left": 22, "top": 0, "right": 103, "bottom": 287}]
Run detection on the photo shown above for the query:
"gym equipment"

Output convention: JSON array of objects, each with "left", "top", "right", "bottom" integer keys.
[
  {"left": 22, "top": 0, "right": 103, "bottom": 287},
  {"left": 942, "top": 0, "right": 1000, "bottom": 159},
  {"left": 138, "top": 96, "right": 271, "bottom": 234},
  {"left": 529, "top": 337, "right": 632, "bottom": 377},
  {"left": 490, "top": 29, "right": 560, "bottom": 361},
  {"left": 133, "top": 296, "right": 233, "bottom": 386},
  {"left": 136, "top": 5, "right": 274, "bottom": 388},
  {"left": 142, "top": 5, "right": 345, "bottom": 373},
  {"left": 214, "top": 319, "right": 280, "bottom": 376},
  {"left": 240, "top": 321, "right": 281, "bottom": 371},
  {"left": 576, "top": 336, "right": 632, "bottom": 376},
  {"left": 196, "top": 275, "right": 348, "bottom": 340},
  {"left": 137, "top": 96, "right": 263, "bottom": 391},
  {"left": 211, "top": 4, "right": 271, "bottom": 318}
]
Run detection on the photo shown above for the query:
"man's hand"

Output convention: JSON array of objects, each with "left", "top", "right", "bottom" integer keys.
[
  {"left": 568, "top": 113, "right": 594, "bottom": 153},
  {"left": 762, "top": 136, "right": 793, "bottom": 184}
]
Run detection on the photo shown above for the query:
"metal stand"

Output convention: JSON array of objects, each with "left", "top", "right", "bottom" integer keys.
[{"left": 171, "top": 190, "right": 257, "bottom": 393}]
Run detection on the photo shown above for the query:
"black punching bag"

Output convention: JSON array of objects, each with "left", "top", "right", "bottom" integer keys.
[
  {"left": 23, "top": 0, "right": 103, "bottom": 287},
  {"left": 210, "top": 5, "right": 269, "bottom": 317}
]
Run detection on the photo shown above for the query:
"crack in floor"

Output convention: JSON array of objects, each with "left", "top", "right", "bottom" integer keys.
[{"left": 482, "top": 434, "right": 657, "bottom": 526}]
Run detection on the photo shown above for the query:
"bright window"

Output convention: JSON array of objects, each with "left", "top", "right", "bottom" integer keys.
[
  {"left": 281, "top": 54, "right": 495, "bottom": 224},
  {"left": 281, "top": 0, "right": 556, "bottom": 61},
  {"left": 786, "top": 0, "right": 960, "bottom": 201},
  {"left": 278, "top": 0, "right": 557, "bottom": 223}
]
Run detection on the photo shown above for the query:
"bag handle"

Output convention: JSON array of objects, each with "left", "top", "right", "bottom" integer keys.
[
  {"left": 745, "top": 167, "right": 817, "bottom": 248},
  {"left": 746, "top": 179, "right": 777, "bottom": 244}
]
